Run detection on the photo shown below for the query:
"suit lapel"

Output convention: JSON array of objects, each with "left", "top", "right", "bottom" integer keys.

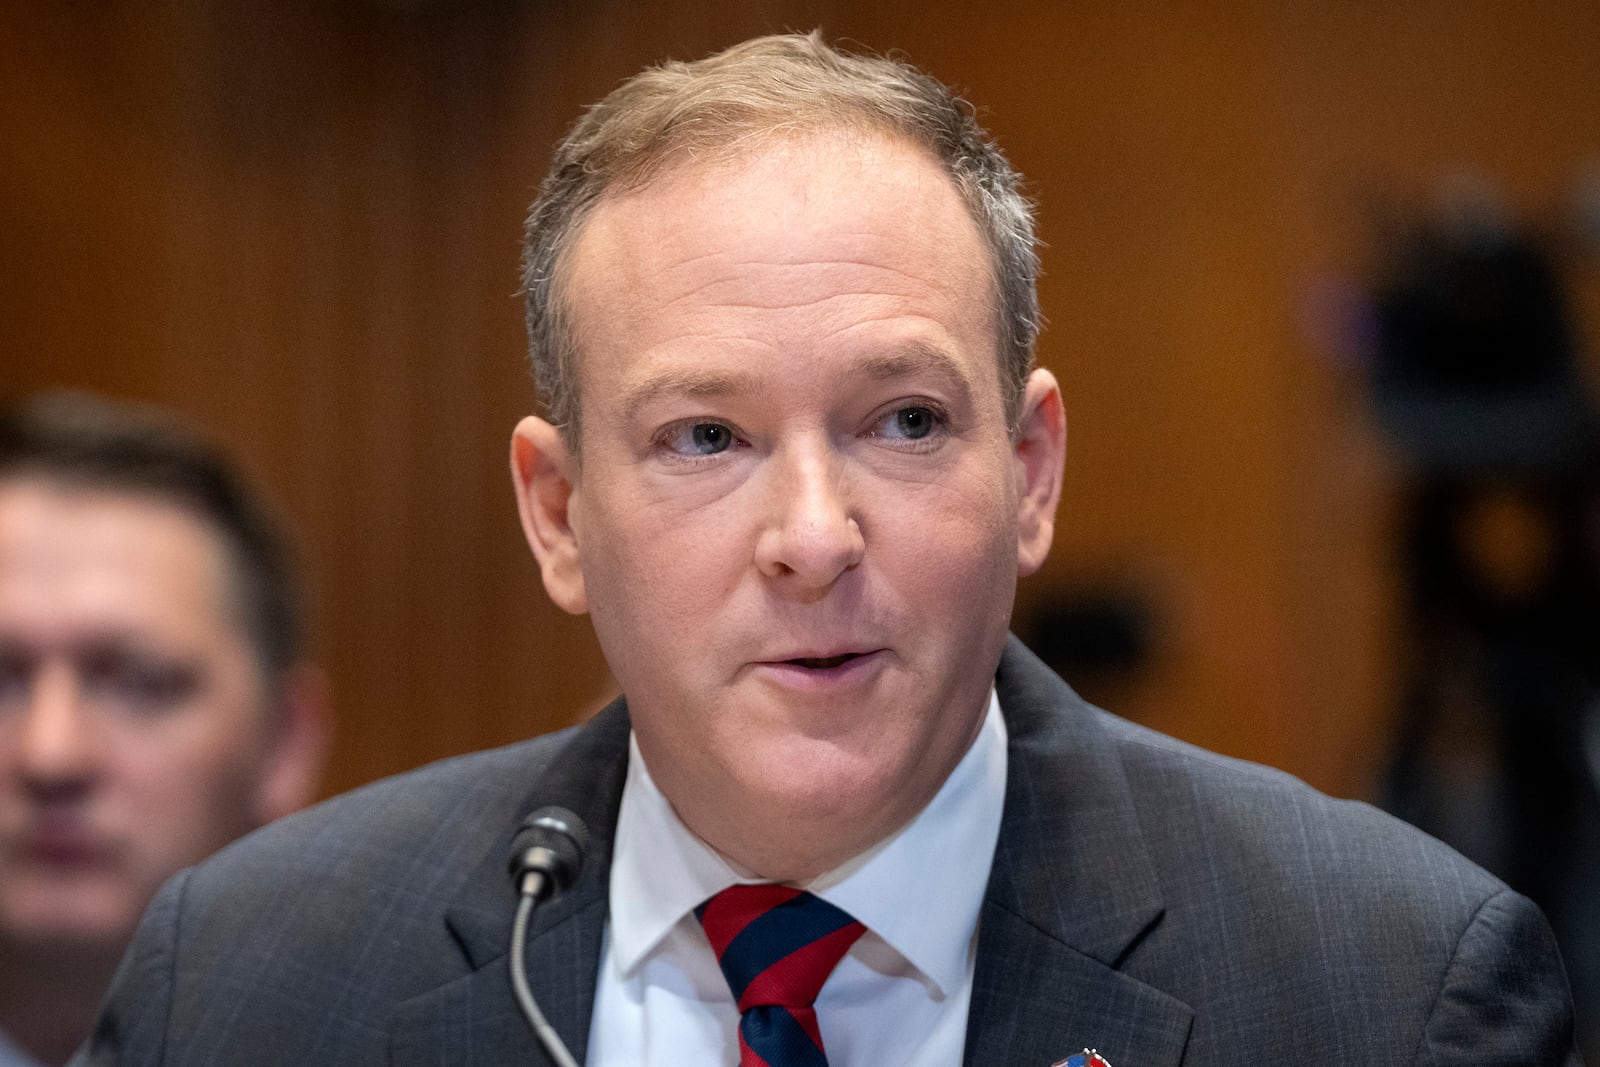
[
  {"left": 966, "top": 639, "right": 1193, "bottom": 1067},
  {"left": 389, "top": 699, "right": 633, "bottom": 1066},
  {"left": 966, "top": 903, "right": 1192, "bottom": 1067}
]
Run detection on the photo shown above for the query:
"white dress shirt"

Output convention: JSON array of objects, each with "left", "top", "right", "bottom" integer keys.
[{"left": 587, "top": 690, "right": 1007, "bottom": 1066}]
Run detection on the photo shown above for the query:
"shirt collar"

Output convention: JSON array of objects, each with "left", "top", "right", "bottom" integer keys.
[{"left": 608, "top": 689, "right": 1008, "bottom": 998}]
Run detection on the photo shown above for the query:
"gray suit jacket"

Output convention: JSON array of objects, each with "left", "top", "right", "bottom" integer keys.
[{"left": 80, "top": 639, "right": 1580, "bottom": 1065}]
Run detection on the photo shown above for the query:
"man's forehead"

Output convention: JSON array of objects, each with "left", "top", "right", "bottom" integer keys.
[
  {"left": 0, "top": 478, "right": 220, "bottom": 552},
  {"left": 564, "top": 134, "right": 995, "bottom": 336},
  {"left": 546, "top": 124, "right": 1017, "bottom": 451},
  {"left": 0, "top": 480, "right": 235, "bottom": 631}
]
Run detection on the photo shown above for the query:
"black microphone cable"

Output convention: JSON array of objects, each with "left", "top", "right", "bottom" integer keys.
[{"left": 507, "top": 807, "right": 590, "bottom": 1067}]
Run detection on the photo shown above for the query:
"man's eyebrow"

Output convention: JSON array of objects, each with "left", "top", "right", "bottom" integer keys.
[
  {"left": 851, "top": 343, "right": 976, "bottom": 396},
  {"left": 617, "top": 367, "right": 762, "bottom": 423},
  {"left": 615, "top": 342, "right": 978, "bottom": 422}
]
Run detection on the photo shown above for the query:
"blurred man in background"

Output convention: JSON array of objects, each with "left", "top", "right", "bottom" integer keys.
[{"left": 0, "top": 392, "right": 328, "bottom": 1065}]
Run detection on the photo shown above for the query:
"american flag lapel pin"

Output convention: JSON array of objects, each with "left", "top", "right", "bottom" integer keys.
[{"left": 1052, "top": 1051, "right": 1112, "bottom": 1067}]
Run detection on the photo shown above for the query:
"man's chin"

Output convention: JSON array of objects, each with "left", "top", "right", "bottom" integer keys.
[
  {"left": 733, "top": 768, "right": 920, "bottom": 855},
  {"left": 0, "top": 891, "right": 143, "bottom": 959}
]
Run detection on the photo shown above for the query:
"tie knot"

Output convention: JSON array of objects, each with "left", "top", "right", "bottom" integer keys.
[{"left": 696, "top": 885, "right": 865, "bottom": 1012}]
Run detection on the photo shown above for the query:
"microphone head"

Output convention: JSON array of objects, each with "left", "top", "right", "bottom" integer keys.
[{"left": 508, "top": 806, "right": 590, "bottom": 900}]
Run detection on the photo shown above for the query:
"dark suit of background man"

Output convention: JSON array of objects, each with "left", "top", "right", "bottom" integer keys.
[
  {"left": 0, "top": 393, "right": 329, "bottom": 1066},
  {"left": 79, "top": 32, "right": 1582, "bottom": 1066}
]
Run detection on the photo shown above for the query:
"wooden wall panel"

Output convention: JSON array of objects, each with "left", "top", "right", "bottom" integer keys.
[{"left": 4, "top": 1, "right": 1597, "bottom": 802}]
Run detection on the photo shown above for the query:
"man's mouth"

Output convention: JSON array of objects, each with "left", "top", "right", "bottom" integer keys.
[
  {"left": 17, "top": 828, "right": 114, "bottom": 870},
  {"left": 788, "top": 653, "right": 862, "bottom": 669}
]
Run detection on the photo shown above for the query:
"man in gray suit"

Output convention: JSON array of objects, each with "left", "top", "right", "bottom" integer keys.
[{"left": 80, "top": 32, "right": 1581, "bottom": 1066}]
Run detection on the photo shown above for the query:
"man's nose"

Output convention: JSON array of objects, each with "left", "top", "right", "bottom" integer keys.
[
  {"left": 15, "top": 664, "right": 99, "bottom": 793},
  {"left": 753, "top": 444, "right": 866, "bottom": 595}
]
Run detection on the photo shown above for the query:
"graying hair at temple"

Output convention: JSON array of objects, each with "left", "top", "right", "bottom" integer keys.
[{"left": 520, "top": 30, "right": 1041, "bottom": 443}]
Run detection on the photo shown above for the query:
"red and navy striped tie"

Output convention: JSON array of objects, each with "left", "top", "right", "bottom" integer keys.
[{"left": 696, "top": 884, "right": 866, "bottom": 1067}]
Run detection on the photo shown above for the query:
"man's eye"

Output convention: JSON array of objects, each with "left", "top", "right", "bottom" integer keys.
[
  {"left": 0, "top": 651, "right": 32, "bottom": 710},
  {"left": 871, "top": 405, "right": 942, "bottom": 441},
  {"left": 81, "top": 651, "right": 199, "bottom": 713},
  {"left": 660, "top": 421, "right": 739, "bottom": 456}
]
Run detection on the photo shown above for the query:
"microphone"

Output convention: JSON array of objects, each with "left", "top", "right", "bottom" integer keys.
[
  {"left": 509, "top": 806, "right": 590, "bottom": 902},
  {"left": 506, "top": 807, "right": 590, "bottom": 1067}
]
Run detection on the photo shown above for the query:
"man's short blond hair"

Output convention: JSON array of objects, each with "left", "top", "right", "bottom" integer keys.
[{"left": 521, "top": 31, "right": 1040, "bottom": 442}]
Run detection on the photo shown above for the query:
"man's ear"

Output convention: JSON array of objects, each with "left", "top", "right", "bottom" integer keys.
[
  {"left": 510, "top": 416, "right": 588, "bottom": 614},
  {"left": 254, "top": 662, "right": 331, "bottom": 826},
  {"left": 1013, "top": 368, "right": 1067, "bottom": 577}
]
